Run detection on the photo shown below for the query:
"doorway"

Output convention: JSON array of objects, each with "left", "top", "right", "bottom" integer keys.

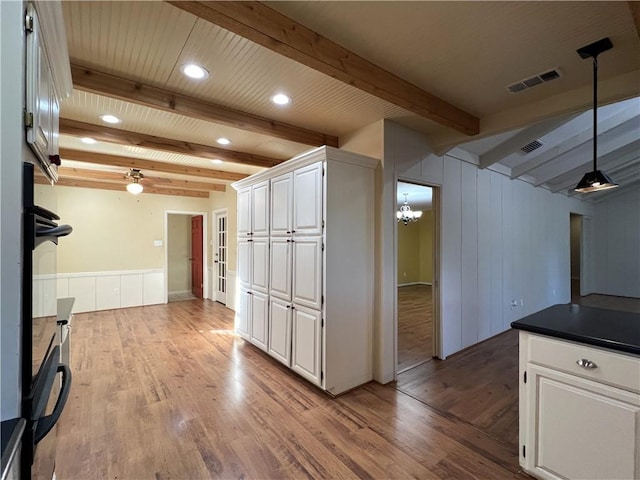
[
  {"left": 396, "top": 181, "right": 439, "bottom": 374},
  {"left": 164, "top": 210, "right": 208, "bottom": 303},
  {"left": 212, "top": 209, "right": 228, "bottom": 305}
]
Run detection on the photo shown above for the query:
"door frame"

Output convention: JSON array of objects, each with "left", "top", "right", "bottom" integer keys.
[
  {"left": 164, "top": 210, "right": 208, "bottom": 303},
  {"left": 211, "top": 208, "right": 228, "bottom": 303},
  {"left": 393, "top": 178, "right": 442, "bottom": 377}
]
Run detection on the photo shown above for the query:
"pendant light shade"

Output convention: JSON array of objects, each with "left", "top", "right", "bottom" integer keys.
[
  {"left": 125, "top": 168, "right": 144, "bottom": 195},
  {"left": 574, "top": 37, "right": 618, "bottom": 194}
]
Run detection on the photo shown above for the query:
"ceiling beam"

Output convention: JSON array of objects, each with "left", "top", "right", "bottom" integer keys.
[
  {"left": 549, "top": 142, "right": 640, "bottom": 193},
  {"left": 36, "top": 176, "right": 210, "bottom": 198},
  {"left": 59, "top": 148, "right": 248, "bottom": 182},
  {"left": 533, "top": 126, "right": 640, "bottom": 187},
  {"left": 71, "top": 64, "right": 338, "bottom": 148},
  {"left": 478, "top": 114, "right": 578, "bottom": 169},
  {"left": 58, "top": 166, "right": 226, "bottom": 192},
  {"left": 59, "top": 118, "right": 282, "bottom": 168},
  {"left": 167, "top": 1, "right": 479, "bottom": 136},
  {"left": 511, "top": 109, "right": 640, "bottom": 179}
]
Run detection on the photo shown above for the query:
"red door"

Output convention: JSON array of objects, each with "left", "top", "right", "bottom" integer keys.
[{"left": 191, "top": 215, "right": 203, "bottom": 298}]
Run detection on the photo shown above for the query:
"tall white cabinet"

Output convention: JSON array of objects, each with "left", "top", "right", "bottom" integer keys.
[{"left": 232, "top": 146, "right": 378, "bottom": 395}]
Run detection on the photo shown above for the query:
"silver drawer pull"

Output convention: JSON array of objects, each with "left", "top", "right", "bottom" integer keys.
[{"left": 577, "top": 358, "right": 598, "bottom": 369}]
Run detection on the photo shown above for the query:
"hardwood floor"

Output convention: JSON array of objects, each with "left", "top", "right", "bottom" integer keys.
[
  {"left": 397, "top": 285, "right": 433, "bottom": 372},
  {"left": 56, "top": 299, "right": 527, "bottom": 480},
  {"left": 396, "top": 330, "right": 520, "bottom": 449}
]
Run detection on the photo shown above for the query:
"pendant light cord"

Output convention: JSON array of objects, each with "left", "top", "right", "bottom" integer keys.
[{"left": 593, "top": 56, "right": 598, "bottom": 171}]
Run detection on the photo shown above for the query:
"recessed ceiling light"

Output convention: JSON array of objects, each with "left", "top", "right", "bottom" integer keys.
[
  {"left": 180, "top": 63, "right": 209, "bottom": 80},
  {"left": 99, "top": 114, "right": 121, "bottom": 124},
  {"left": 271, "top": 93, "right": 291, "bottom": 105},
  {"left": 210, "top": 159, "right": 224, "bottom": 164},
  {"left": 217, "top": 138, "right": 230, "bottom": 145},
  {"left": 81, "top": 137, "right": 97, "bottom": 144}
]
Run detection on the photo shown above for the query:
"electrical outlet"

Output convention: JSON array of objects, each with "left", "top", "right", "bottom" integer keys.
[
  {"left": 403, "top": 272, "right": 407, "bottom": 277},
  {"left": 519, "top": 298, "right": 524, "bottom": 307}
]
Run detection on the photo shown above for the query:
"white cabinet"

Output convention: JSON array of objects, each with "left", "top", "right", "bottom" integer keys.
[
  {"left": 236, "top": 288, "right": 250, "bottom": 340},
  {"left": 249, "top": 292, "right": 268, "bottom": 351},
  {"left": 291, "top": 304, "right": 322, "bottom": 386},
  {"left": 237, "top": 239, "right": 252, "bottom": 286},
  {"left": 233, "top": 146, "right": 377, "bottom": 395},
  {"left": 252, "top": 181, "right": 270, "bottom": 237},
  {"left": 270, "top": 238, "right": 292, "bottom": 301},
  {"left": 519, "top": 331, "right": 640, "bottom": 480},
  {"left": 251, "top": 238, "right": 269, "bottom": 294},
  {"left": 237, "top": 181, "right": 270, "bottom": 237},
  {"left": 269, "top": 298, "right": 292, "bottom": 366},
  {"left": 237, "top": 188, "right": 251, "bottom": 237},
  {"left": 24, "top": 2, "right": 72, "bottom": 183},
  {"left": 293, "top": 162, "right": 323, "bottom": 236},
  {"left": 292, "top": 236, "right": 323, "bottom": 310},
  {"left": 270, "top": 173, "right": 293, "bottom": 236}
]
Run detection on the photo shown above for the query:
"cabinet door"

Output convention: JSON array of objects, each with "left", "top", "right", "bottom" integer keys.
[
  {"left": 270, "top": 238, "right": 292, "bottom": 301},
  {"left": 526, "top": 364, "right": 640, "bottom": 480},
  {"left": 250, "top": 291, "right": 269, "bottom": 351},
  {"left": 237, "top": 187, "right": 252, "bottom": 236},
  {"left": 252, "top": 181, "right": 270, "bottom": 236},
  {"left": 291, "top": 305, "right": 322, "bottom": 386},
  {"left": 292, "top": 236, "right": 323, "bottom": 310},
  {"left": 235, "top": 288, "right": 251, "bottom": 340},
  {"left": 237, "top": 239, "right": 252, "bottom": 286},
  {"left": 271, "top": 172, "right": 293, "bottom": 236},
  {"left": 293, "top": 162, "right": 323, "bottom": 236},
  {"left": 251, "top": 238, "right": 269, "bottom": 293},
  {"left": 268, "top": 298, "right": 292, "bottom": 366}
]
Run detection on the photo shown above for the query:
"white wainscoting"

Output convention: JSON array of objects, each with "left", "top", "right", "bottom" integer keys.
[{"left": 35, "top": 269, "right": 165, "bottom": 316}]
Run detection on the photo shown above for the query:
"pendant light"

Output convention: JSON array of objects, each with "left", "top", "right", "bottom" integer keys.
[
  {"left": 574, "top": 37, "right": 618, "bottom": 194},
  {"left": 397, "top": 193, "right": 422, "bottom": 225},
  {"left": 125, "top": 168, "right": 144, "bottom": 195}
]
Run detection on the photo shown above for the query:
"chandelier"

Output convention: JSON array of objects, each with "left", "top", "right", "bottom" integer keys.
[
  {"left": 125, "top": 168, "right": 144, "bottom": 195},
  {"left": 397, "top": 193, "right": 422, "bottom": 225}
]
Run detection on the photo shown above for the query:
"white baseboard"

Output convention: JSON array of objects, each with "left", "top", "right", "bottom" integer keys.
[
  {"left": 168, "top": 289, "right": 191, "bottom": 295},
  {"left": 398, "top": 282, "right": 432, "bottom": 287}
]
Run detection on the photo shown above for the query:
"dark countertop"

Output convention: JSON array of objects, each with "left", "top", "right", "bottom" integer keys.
[
  {"left": 1, "top": 418, "right": 25, "bottom": 479},
  {"left": 511, "top": 304, "right": 640, "bottom": 356}
]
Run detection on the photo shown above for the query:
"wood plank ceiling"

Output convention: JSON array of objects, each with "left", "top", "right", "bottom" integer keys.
[{"left": 59, "top": 1, "right": 640, "bottom": 200}]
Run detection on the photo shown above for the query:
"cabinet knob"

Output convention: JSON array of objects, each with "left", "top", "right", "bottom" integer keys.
[
  {"left": 286, "top": 305, "right": 291, "bottom": 309},
  {"left": 576, "top": 358, "right": 598, "bottom": 369},
  {"left": 291, "top": 230, "right": 296, "bottom": 233}
]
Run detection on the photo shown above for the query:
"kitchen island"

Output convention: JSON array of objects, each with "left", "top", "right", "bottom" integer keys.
[{"left": 511, "top": 304, "right": 640, "bottom": 480}]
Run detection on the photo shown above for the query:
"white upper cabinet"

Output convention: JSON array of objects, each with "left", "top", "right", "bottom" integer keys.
[
  {"left": 293, "top": 162, "right": 323, "bottom": 236},
  {"left": 237, "top": 188, "right": 252, "bottom": 237},
  {"left": 252, "top": 180, "right": 270, "bottom": 237},
  {"left": 238, "top": 181, "right": 270, "bottom": 237},
  {"left": 24, "top": 2, "right": 72, "bottom": 182},
  {"left": 270, "top": 172, "right": 293, "bottom": 236}
]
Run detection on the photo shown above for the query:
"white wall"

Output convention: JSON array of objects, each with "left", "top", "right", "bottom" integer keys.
[
  {"left": 593, "top": 187, "right": 640, "bottom": 298},
  {"left": 1, "top": 0, "right": 26, "bottom": 420},
  {"left": 374, "top": 120, "right": 594, "bottom": 383}
]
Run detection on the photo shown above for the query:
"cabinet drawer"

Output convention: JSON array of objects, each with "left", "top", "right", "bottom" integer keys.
[{"left": 526, "top": 333, "right": 640, "bottom": 393}]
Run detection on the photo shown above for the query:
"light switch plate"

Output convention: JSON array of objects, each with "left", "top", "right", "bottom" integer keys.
[{"left": 154, "top": 240, "right": 163, "bottom": 247}]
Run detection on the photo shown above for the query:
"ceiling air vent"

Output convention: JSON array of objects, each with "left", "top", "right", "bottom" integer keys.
[
  {"left": 507, "top": 68, "right": 562, "bottom": 94},
  {"left": 520, "top": 140, "right": 543, "bottom": 154}
]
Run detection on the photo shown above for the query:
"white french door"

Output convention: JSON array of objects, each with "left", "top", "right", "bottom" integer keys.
[{"left": 214, "top": 211, "right": 228, "bottom": 304}]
